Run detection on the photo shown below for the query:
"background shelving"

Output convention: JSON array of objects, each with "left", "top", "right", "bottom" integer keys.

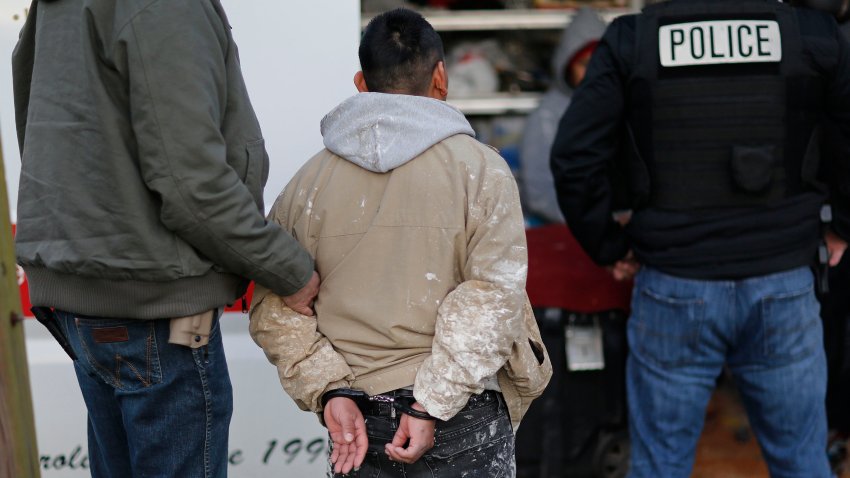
[{"left": 361, "top": 8, "right": 633, "bottom": 31}]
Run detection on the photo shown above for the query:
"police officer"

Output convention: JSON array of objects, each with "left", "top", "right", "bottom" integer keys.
[{"left": 550, "top": 0, "right": 850, "bottom": 476}]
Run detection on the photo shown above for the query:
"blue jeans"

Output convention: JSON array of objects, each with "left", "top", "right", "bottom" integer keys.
[
  {"left": 626, "top": 266, "right": 830, "bottom": 478},
  {"left": 333, "top": 390, "right": 515, "bottom": 477},
  {"left": 57, "top": 311, "right": 233, "bottom": 478}
]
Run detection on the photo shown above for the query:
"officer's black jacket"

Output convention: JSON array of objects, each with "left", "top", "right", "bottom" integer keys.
[{"left": 551, "top": 0, "right": 850, "bottom": 279}]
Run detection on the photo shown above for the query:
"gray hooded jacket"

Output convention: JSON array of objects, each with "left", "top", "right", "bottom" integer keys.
[
  {"left": 13, "top": 0, "right": 313, "bottom": 318},
  {"left": 520, "top": 7, "right": 607, "bottom": 223},
  {"left": 321, "top": 93, "right": 476, "bottom": 172}
]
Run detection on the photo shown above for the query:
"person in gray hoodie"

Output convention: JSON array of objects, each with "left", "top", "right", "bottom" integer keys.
[
  {"left": 12, "top": 0, "right": 318, "bottom": 476},
  {"left": 249, "top": 8, "right": 551, "bottom": 478},
  {"left": 519, "top": 7, "right": 607, "bottom": 224}
]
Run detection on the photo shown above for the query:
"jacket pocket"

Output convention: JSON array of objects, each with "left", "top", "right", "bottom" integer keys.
[
  {"left": 731, "top": 144, "right": 777, "bottom": 193},
  {"left": 244, "top": 139, "right": 268, "bottom": 209},
  {"left": 499, "top": 297, "right": 553, "bottom": 427}
]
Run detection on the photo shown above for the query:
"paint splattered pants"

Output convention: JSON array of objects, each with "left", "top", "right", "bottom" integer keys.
[{"left": 332, "top": 390, "right": 515, "bottom": 477}]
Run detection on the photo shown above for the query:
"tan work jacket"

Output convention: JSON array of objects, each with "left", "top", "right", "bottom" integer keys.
[{"left": 250, "top": 134, "right": 551, "bottom": 429}]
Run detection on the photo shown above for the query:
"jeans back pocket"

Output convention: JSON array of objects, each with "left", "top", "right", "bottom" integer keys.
[
  {"left": 75, "top": 318, "right": 163, "bottom": 390},
  {"left": 759, "top": 285, "right": 821, "bottom": 361},
  {"left": 630, "top": 288, "right": 705, "bottom": 368}
]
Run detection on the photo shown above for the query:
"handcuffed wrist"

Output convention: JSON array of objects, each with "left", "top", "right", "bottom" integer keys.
[
  {"left": 320, "top": 388, "right": 369, "bottom": 409},
  {"left": 393, "top": 396, "right": 437, "bottom": 421}
]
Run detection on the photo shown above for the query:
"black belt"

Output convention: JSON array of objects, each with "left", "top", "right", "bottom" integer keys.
[
  {"left": 358, "top": 389, "right": 501, "bottom": 419},
  {"left": 358, "top": 388, "right": 414, "bottom": 418},
  {"left": 321, "top": 387, "right": 434, "bottom": 419}
]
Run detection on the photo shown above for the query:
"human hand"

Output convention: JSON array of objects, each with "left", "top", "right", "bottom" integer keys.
[
  {"left": 324, "top": 397, "right": 368, "bottom": 474},
  {"left": 826, "top": 230, "right": 848, "bottom": 267},
  {"left": 16, "top": 265, "right": 25, "bottom": 286},
  {"left": 613, "top": 210, "right": 632, "bottom": 227},
  {"left": 283, "top": 271, "right": 320, "bottom": 316},
  {"left": 385, "top": 402, "right": 435, "bottom": 464},
  {"left": 608, "top": 250, "right": 640, "bottom": 281}
]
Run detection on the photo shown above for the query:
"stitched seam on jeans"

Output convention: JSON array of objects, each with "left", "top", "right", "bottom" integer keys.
[
  {"left": 429, "top": 434, "right": 513, "bottom": 462},
  {"left": 761, "top": 284, "right": 813, "bottom": 302},
  {"left": 436, "top": 408, "right": 500, "bottom": 442},
  {"left": 764, "top": 317, "right": 819, "bottom": 336},
  {"left": 423, "top": 454, "right": 436, "bottom": 476},
  {"left": 75, "top": 320, "right": 122, "bottom": 389},
  {"left": 150, "top": 322, "right": 161, "bottom": 384},
  {"left": 640, "top": 287, "right": 704, "bottom": 306},
  {"left": 635, "top": 290, "right": 705, "bottom": 367},
  {"left": 115, "top": 354, "right": 122, "bottom": 387},
  {"left": 193, "top": 348, "right": 213, "bottom": 477},
  {"left": 145, "top": 324, "right": 153, "bottom": 385},
  {"left": 89, "top": 353, "right": 117, "bottom": 387},
  {"left": 437, "top": 416, "right": 499, "bottom": 442},
  {"left": 119, "top": 355, "right": 151, "bottom": 387},
  {"left": 372, "top": 450, "right": 383, "bottom": 478},
  {"left": 761, "top": 289, "right": 816, "bottom": 357}
]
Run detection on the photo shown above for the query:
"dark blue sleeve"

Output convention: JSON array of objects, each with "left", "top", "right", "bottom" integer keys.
[{"left": 550, "top": 16, "right": 633, "bottom": 265}]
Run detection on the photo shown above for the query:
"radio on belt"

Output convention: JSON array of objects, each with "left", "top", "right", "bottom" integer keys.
[{"left": 659, "top": 20, "right": 782, "bottom": 67}]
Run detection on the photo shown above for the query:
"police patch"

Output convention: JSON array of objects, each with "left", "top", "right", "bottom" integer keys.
[{"left": 659, "top": 20, "right": 782, "bottom": 67}]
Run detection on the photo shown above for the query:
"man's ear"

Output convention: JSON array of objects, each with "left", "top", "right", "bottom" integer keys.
[
  {"left": 431, "top": 61, "right": 448, "bottom": 100},
  {"left": 354, "top": 71, "right": 369, "bottom": 93}
]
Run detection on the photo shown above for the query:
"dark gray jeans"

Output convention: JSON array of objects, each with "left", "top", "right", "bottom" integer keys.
[{"left": 331, "top": 390, "right": 515, "bottom": 477}]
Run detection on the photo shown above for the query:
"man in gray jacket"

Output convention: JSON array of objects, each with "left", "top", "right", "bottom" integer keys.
[{"left": 12, "top": 0, "right": 318, "bottom": 476}]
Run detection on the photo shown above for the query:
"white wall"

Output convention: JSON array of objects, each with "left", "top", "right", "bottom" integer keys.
[
  {"left": 223, "top": 0, "right": 361, "bottom": 208},
  {"left": 1, "top": 0, "right": 361, "bottom": 219}
]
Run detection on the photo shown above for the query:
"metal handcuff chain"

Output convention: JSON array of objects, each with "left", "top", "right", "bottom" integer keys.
[{"left": 321, "top": 388, "right": 437, "bottom": 421}]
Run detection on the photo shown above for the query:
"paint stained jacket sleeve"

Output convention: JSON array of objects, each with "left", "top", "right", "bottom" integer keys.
[
  {"left": 249, "top": 180, "right": 354, "bottom": 413},
  {"left": 550, "top": 17, "right": 632, "bottom": 265},
  {"left": 120, "top": 1, "right": 313, "bottom": 296},
  {"left": 250, "top": 286, "right": 354, "bottom": 412},
  {"left": 414, "top": 169, "right": 528, "bottom": 421}
]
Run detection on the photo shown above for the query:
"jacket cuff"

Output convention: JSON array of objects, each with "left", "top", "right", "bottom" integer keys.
[
  {"left": 273, "top": 249, "right": 315, "bottom": 297},
  {"left": 413, "top": 367, "right": 471, "bottom": 421},
  {"left": 315, "top": 380, "right": 352, "bottom": 413}
]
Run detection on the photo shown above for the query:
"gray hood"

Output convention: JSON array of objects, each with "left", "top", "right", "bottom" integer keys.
[
  {"left": 552, "top": 7, "right": 607, "bottom": 94},
  {"left": 321, "top": 93, "right": 475, "bottom": 173}
]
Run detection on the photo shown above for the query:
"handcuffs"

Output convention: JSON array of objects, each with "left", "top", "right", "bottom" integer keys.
[{"left": 321, "top": 388, "right": 437, "bottom": 421}]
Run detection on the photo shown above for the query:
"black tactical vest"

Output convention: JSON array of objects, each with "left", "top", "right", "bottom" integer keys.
[{"left": 625, "top": 0, "right": 825, "bottom": 211}]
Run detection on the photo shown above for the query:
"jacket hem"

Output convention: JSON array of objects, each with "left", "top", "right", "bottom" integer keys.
[
  {"left": 351, "top": 357, "right": 427, "bottom": 396},
  {"left": 24, "top": 267, "right": 245, "bottom": 319},
  {"left": 641, "top": 248, "right": 816, "bottom": 281}
]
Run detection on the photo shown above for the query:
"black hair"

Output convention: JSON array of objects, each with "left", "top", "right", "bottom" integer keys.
[{"left": 359, "top": 8, "right": 445, "bottom": 95}]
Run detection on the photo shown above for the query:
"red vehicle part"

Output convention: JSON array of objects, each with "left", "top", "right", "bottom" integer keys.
[{"left": 526, "top": 224, "right": 632, "bottom": 313}]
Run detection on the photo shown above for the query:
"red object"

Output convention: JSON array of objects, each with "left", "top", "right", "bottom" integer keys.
[
  {"left": 12, "top": 224, "right": 253, "bottom": 318},
  {"left": 10, "top": 224, "right": 32, "bottom": 317},
  {"left": 567, "top": 40, "right": 600, "bottom": 75},
  {"left": 526, "top": 224, "right": 632, "bottom": 313},
  {"left": 224, "top": 282, "right": 254, "bottom": 313}
]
